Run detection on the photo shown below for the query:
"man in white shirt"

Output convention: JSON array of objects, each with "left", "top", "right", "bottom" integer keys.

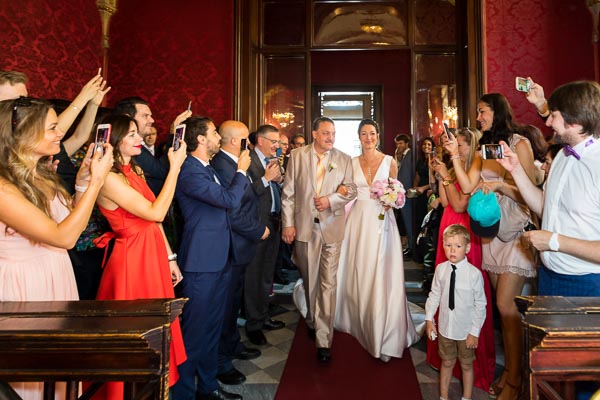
[{"left": 499, "top": 80, "right": 600, "bottom": 296}]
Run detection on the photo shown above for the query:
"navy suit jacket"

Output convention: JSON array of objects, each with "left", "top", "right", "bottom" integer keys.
[
  {"left": 211, "top": 151, "right": 264, "bottom": 266},
  {"left": 135, "top": 146, "right": 169, "bottom": 197},
  {"left": 176, "top": 155, "right": 249, "bottom": 273}
]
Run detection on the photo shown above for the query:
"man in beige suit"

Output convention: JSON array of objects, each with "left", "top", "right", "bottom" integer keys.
[{"left": 281, "top": 117, "right": 356, "bottom": 363}]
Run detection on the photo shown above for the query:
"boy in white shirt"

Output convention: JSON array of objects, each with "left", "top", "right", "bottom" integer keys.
[{"left": 425, "top": 224, "right": 486, "bottom": 400}]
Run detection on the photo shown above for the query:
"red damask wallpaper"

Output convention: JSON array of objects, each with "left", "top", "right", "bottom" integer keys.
[
  {"left": 0, "top": 0, "right": 102, "bottom": 100},
  {"left": 107, "top": 0, "right": 234, "bottom": 136},
  {"left": 485, "top": 0, "right": 595, "bottom": 133}
]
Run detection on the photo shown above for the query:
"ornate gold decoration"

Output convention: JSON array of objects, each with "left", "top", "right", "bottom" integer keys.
[{"left": 97, "top": 0, "right": 118, "bottom": 49}]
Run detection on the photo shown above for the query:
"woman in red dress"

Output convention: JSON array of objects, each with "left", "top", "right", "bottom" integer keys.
[
  {"left": 428, "top": 128, "right": 496, "bottom": 392},
  {"left": 94, "top": 113, "right": 188, "bottom": 399}
]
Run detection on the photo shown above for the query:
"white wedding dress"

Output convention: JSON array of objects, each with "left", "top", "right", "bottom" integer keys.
[{"left": 334, "top": 155, "right": 419, "bottom": 359}]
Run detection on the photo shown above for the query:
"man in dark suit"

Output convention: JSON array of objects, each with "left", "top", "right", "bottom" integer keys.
[
  {"left": 210, "top": 120, "right": 269, "bottom": 386},
  {"left": 395, "top": 134, "right": 415, "bottom": 260},
  {"left": 244, "top": 124, "right": 286, "bottom": 346},
  {"left": 173, "top": 116, "right": 251, "bottom": 400},
  {"left": 113, "top": 96, "right": 191, "bottom": 196}
]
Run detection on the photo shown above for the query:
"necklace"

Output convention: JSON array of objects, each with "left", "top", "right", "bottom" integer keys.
[{"left": 361, "top": 153, "right": 382, "bottom": 182}]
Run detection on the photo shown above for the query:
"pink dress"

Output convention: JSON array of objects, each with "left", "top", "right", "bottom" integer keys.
[
  {"left": 426, "top": 182, "right": 495, "bottom": 391},
  {"left": 0, "top": 195, "right": 78, "bottom": 400}
]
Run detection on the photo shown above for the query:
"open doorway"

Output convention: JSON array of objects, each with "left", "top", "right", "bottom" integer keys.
[{"left": 312, "top": 85, "right": 382, "bottom": 157}]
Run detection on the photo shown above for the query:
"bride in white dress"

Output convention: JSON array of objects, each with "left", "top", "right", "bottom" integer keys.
[{"left": 334, "top": 119, "right": 419, "bottom": 361}]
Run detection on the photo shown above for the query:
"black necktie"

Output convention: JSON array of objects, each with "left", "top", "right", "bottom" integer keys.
[
  {"left": 206, "top": 165, "right": 218, "bottom": 183},
  {"left": 449, "top": 264, "right": 457, "bottom": 311},
  {"left": 265, "top": 158, "right": 281, "bottom": 213}
]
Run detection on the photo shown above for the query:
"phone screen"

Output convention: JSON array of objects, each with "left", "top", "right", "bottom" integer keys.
[
  {"left": 173, "top": 125, "right": 186, "bottom": 151},
  {"left": 276, "top": 147, "right": 282, "bottom": 157},
  {"left": 94, "top": 124, "right": 111, "bottom": 156},
  {"left": 515, "top": 77, "right": 531, "bottom": 92},
  {"left": 482, "top": 144, "right": 504, "bottom": 159}
]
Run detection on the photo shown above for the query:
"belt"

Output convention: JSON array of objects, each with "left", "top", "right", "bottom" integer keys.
[{"left": 314, "top": 217, "right": 320, "bottom": 224}]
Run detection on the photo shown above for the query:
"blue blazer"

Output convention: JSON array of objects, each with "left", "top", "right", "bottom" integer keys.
[
  {"left": 211, "top": 151, "right": 264, "bottom": 266},
  {"left": 176, "top": 155, "right": 249, "bottom": 272}
]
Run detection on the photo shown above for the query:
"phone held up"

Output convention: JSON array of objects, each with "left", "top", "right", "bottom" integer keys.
[
  {"left": 240, "top": 138, "right": 248, "bottom": 151},
  {"left": 173, "top": 124, "right": 186, "bottom": 151},
  {"left": 515, "top": 77, "right": 531, "bottom": 92},
  {"left": 442, "top": 122, "right": 452, "bottom": 141},
  {"left": 93, "top": 123, "right": 111, "bottom": 156},
  {"left": 481, "top": 144, "right": 504, "bottom": 160}
]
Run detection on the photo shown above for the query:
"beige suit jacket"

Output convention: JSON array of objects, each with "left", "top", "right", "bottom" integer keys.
[{"left": 281, "top": 144, "right": 356, "bottom": 244}]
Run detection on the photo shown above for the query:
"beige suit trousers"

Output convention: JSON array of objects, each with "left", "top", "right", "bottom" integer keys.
[{"left": 293, "top": 221, "right": 342, "bottom": 349}]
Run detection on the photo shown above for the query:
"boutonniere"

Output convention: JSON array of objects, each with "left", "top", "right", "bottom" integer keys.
[{"left": 328, "top": 162, "right": 337, "bottom": 172}]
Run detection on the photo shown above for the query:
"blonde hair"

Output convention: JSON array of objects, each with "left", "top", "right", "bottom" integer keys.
[
  {"left": 0, "top": 98, "right": 71, "bottom": 222},
  {"left": 442, "top": 224, "right": 471, "bottom": 244}
]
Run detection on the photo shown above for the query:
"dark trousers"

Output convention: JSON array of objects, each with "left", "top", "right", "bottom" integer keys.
[
  {"left": 172, "top": 265, "right": 232, "bottom": 399},
  {"left": 218, "top": 263, "right": 247, "bottom": 374},
  {"left": 244, "top": 216, "right": 280, "bottom": 332},
  {"left": 69, "top": 247, "right": 105, "bottom": 300}
]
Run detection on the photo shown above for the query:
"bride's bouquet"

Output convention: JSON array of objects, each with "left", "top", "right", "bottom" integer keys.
[{"left": 370, "top": 177, "right": 406, "bottom": 220}]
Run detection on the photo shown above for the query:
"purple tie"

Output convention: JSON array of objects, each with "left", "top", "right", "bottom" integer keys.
[{"left": 563, "top": 145, "right": 581, "bottom": 160}]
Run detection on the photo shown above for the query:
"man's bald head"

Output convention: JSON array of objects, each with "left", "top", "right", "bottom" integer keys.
[{"left": 219, "top": 120, "right": 249, "bottom": 155}]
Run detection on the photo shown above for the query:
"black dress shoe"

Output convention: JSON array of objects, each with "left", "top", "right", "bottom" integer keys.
[
  {"left": 307, "top": 328, "right": 316, "bottom": 340},
  {"left": 196, "top": 388, "right": 242, "bottom": 400},
  {"left": 217, "top": 368, "right": 246, "bottom": 385},
  {"left": 262, "top": 318, "right": 285, "bottom": 330},
  {"left": 235, "top": 347, "right": 261, "bottom": 360},
  {"left": 403, "top": 248, "right": 413, "bottom": 261},
  {"left": 246, "top": 329, "right": 267, "bottom": 346},
  {"left": 317, "top": 347, "right": 331, "bottom": 363}
]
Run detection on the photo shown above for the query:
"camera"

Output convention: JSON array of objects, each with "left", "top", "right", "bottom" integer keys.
[{"left": 481, "top": 144, "right": 504, "bottom": 160}]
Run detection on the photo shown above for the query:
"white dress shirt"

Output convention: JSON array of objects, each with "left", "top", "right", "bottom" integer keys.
[
  {"left": 425, "top": 258, "right": 486, "bottom": 340},
  {"left": 541, "top": 137, "right": 600, "bottom": 275}
]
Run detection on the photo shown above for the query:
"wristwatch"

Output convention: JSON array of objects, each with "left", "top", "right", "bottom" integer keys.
[
  {"left": 548, "top": 233, "right": 560, "bottom": 252},
  {"left": 168, "top": 253, "right": 178, "bottom": 261},
  {"left": 442, "top": 177, "right": 452, "bottom": 186}
]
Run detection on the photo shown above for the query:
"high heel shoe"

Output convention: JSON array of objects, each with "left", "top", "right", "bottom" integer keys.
[{"left": 488, "top": 369, "right": 508, "bottom": 399}]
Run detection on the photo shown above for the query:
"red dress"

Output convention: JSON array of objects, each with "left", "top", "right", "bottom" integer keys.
[
  {"left": 95, "top": 165, "right": 186, "bottom": 399},
  {"left": 427, "top": 182, "right": 495, "bottom": 391}
]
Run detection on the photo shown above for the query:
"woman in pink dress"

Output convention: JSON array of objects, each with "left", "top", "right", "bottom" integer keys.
[
  {"left": 0, "top": 97, "right": 113, "bottom": 399},
  {"left": 427, "top": 127, "right": 496, "bottom": 392},
  {"left": 93, "top": 113, "right": 189, "bottom": 400}
]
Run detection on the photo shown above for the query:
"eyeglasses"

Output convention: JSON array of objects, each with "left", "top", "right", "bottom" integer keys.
[
  {"left": 11, "top": 96, "right": 37, "bottom": 134},
  {"left": 259, "top": 135, "right": 280, "bottom": 145}
]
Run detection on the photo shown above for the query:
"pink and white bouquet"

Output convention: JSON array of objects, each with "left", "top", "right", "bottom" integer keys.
[{"left": 370, "top": 178, "right": 406, "bottom": 220}]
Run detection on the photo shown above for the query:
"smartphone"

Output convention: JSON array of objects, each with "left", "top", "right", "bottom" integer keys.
[
  {"left": 173, "top": 124, "right": 186, "bottom": 151},
  {"left": 481, "top": 144, "right": 504, "bottom": 159},
  {"left": 443, "top": 122, "right": 452, "bottom": 141},
  {"left": 276, "top": 147, "right": 283, "bottom": 157},
  {"left": 515, "top": 77, "right": 531, "bottom": 92},
  {"left": 93, "top": 123, "right": 111, "bottom": 156},
  {"left": 240, "top": 138, "right": 248, "bottom": 151},
  {"left": 187, "top": 101, "right": 192, "bottom": 112}
]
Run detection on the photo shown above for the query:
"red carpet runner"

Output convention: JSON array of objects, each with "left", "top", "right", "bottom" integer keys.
[{"left": 275, "top": 320, "right": 423, "bottom": 399}]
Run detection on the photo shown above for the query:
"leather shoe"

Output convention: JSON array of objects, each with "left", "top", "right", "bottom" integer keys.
[
  {"left": 317, "top": 347, "right": 331, "bottom": 363},
  {"left": 262, "top": 318, "right": 285, "bottom": 330},
  {"left": 235, "top": 347, "right": 261, "bottom": 360},
  {"left": 307, "top": 328, "right": 316, "bottom": 340},
  {"left": 217, "top": 368, "right": 246, "bottom": 385},
  {"left": 403, "top": 248, "right": 413, "bottom": 261},
  {"left": 196, "top": 388, "right": 242, "bottom": 400},
  {"left": 246, "top": 329, "right": 267, "bottom": 346}
]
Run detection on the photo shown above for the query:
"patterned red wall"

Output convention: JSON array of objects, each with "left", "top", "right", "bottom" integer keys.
[
  {"left": 485, "top": 0, "right": 595, "bottom": 132},
  {"left": 0, "top": 0, "right": 102, "bottom": 100},
  {"left": 107, "top": 0, "right": 234, "bottom": 136}
]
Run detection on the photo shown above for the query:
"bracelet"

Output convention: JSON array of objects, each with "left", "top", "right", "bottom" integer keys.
[
  {"left": 74, "top": 184, "right": 88, "bottom": 193},
  {"left": 168, "top": 253, "right": 177, "bottom": 261},
  {"left": 450, "top": 154, "right": 461, "bottom": 160}
]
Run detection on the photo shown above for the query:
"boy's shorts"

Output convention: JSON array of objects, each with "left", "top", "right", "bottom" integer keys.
[{"left": 438, "top": 333, "right": 475, "bottom": 365}]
